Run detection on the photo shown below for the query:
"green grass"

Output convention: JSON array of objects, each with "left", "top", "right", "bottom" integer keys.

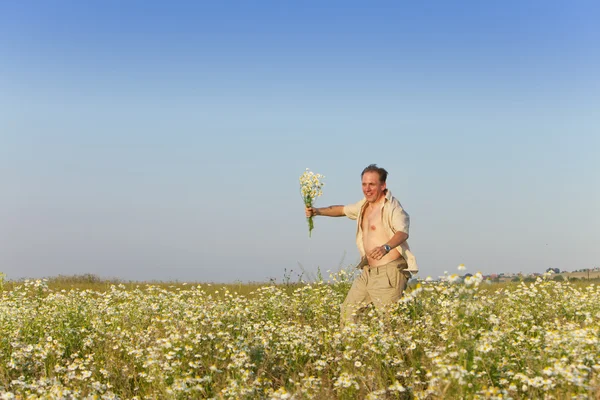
[{"left": 1, "top": 273, "right": 282, "bottom": 297}]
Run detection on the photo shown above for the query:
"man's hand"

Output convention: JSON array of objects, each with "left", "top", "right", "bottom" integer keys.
[
  {"left": 368, "top": 245, "right": 388, "bottom": 260},
  {"left": 305, "top": 207, "right": 317, "bottom": 217}
]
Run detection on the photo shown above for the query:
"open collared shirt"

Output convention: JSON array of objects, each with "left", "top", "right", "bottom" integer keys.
[{"left": 343, "top": 189, "right": 418, "bottom": 274}]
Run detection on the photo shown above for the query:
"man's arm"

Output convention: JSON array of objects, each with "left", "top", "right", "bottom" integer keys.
[
  {"left": 368, "top": 231, "right": 409, "bottom": 260},
  {"left": 305, "top": 205, "right": 345, "bottom": 217},
  {"left": 385, "top": 231, "right": 409, "bottom": 250}
]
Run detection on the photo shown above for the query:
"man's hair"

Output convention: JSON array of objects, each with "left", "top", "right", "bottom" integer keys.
[{"left": 361, "top": 164, "right": 388, "bottom": 183}]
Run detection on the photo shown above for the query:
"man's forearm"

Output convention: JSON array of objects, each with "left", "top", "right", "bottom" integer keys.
[
  {"left": 315, "top": 205, "right": 345, "bottom": 217},
  {"left": 386, "top": 231, "right": 409, "bottom": 249}
]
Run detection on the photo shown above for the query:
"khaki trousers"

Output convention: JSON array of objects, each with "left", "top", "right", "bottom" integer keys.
[{"left": 341, "top": 258, "right": 410, "bottom": 326}]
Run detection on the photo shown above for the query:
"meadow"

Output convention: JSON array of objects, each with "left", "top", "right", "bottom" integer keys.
[{"left": 0, "top": 270, "right": 599, "bottom": 399}]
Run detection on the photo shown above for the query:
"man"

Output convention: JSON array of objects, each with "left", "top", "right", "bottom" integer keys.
[{"left": 305, "top": 164, "right": 418, "bottom": 325}]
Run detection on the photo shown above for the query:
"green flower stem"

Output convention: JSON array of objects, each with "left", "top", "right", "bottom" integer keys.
[{"left": 304, "top": 199, "right": 314, "bottom": 237}]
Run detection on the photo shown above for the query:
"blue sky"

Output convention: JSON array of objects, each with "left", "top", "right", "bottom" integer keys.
[{"left": 1, "top": 1, "right": 598, "bottom": 282}]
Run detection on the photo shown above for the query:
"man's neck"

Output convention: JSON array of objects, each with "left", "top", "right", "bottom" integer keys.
[{"left": 367, "top": 194, "right": 386, "bottom": 206}]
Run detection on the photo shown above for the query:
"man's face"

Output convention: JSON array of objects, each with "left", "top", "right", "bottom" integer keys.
[{"left": 362, "top": 171, "right": 386, "bottom": 203}]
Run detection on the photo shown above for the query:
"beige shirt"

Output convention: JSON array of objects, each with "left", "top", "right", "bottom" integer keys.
[{"left": 343, "top": 190, "right": 418, "bottom": 273}]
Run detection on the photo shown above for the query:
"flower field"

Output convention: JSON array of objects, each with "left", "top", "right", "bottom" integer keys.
[{"left": 1, "top": 271, "right": 599, "bottom": 399}]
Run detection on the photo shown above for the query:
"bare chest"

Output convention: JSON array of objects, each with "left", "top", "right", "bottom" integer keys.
[{"left": 361, "top": 204, "right": 384, "bottom": 234}]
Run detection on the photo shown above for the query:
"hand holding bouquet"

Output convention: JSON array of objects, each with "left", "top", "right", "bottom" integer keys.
[{"left": 299, "top": 168, "right": 325, "bottom": 237}]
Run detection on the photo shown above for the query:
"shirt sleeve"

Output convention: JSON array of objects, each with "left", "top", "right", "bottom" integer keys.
[
  {"left": 390, "top": 203, "right": 410, "bottom": 235},
  {"left": 343, "top": 200, "right": 363, "bottom": 220}
]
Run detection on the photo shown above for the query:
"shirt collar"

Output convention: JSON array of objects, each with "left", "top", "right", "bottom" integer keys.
[
  {"left": 384, "top": 189, "right": 393, "bottom": 202},
  {"left": 361, "top": 189, "right": 393, "bottom": 210}
]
